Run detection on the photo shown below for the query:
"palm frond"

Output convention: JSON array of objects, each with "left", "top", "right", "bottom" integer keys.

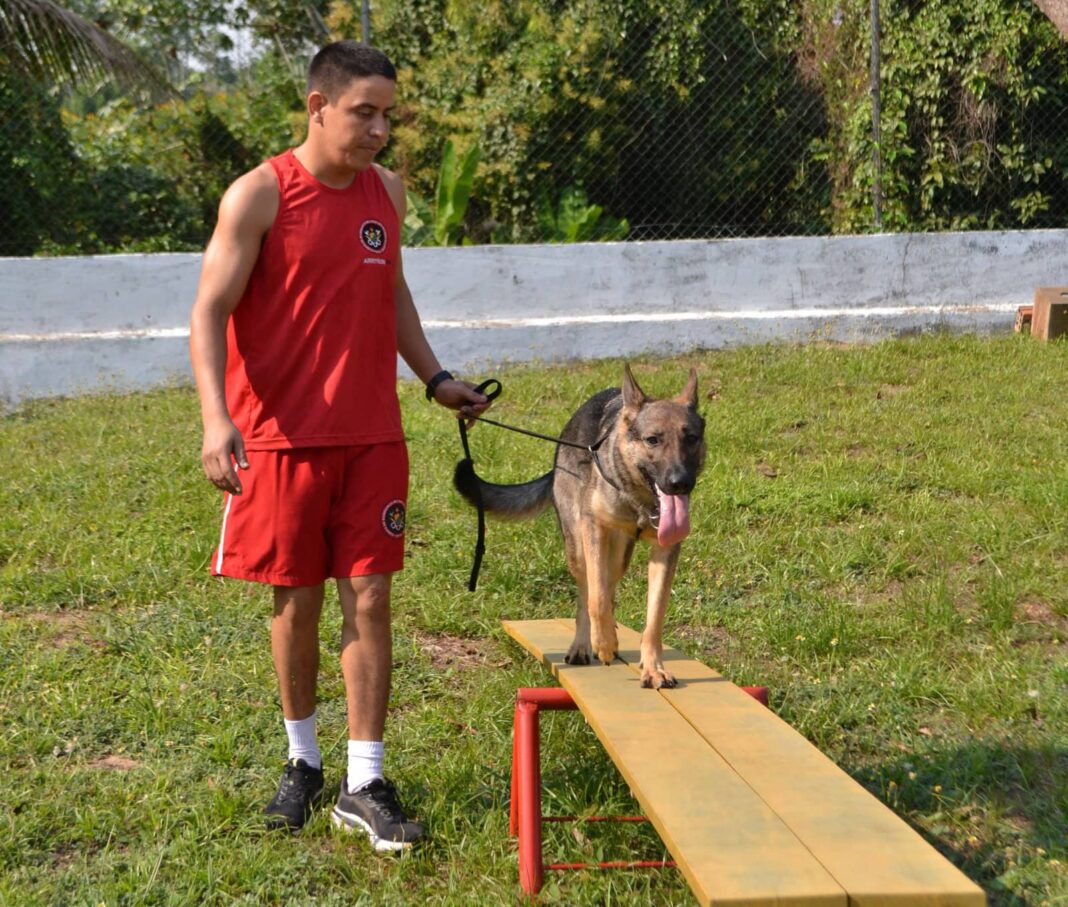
[{"left": 0, "top": 0, "right": 174, "bottom": 97}]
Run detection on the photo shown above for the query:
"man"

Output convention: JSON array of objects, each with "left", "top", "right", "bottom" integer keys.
[{"left": 189, "top": 40, "right": 488, "bottom": 850}]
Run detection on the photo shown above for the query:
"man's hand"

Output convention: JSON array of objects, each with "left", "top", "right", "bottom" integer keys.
[
  {"left": 201, "top": 416, "right": 249, "bottom": 494},
  {"left": 433, "top": 379, "right": 492, "bottom": 426}
]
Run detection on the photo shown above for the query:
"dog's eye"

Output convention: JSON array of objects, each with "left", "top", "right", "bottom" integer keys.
[
  {"left": 644, "top": 435, "right": 660, "bottom": 447},
  {"left": 684, "top": 433, "right": 702, "bottom": 446}
]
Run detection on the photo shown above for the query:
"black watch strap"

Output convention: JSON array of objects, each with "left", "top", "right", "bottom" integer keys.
[{"left": 425, "top": 369, "right": 455, "bottom": 401}]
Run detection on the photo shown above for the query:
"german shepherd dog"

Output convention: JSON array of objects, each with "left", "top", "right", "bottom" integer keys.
[{"left": 454, "top": 365, "right": 706, "bottom": 689}]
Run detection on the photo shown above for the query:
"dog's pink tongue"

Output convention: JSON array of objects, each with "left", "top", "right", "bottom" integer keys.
[{"left": 656, "top": 488, "right": 691, "bottom": 547}]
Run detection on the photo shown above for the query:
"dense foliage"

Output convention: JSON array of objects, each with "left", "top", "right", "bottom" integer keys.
[
  {"left": 56, "top": 57, "right": 306, "bottom": 253},
  {"left": 338, "top": 0, "right": 827, "bottom": 241},
  {"left": 4, "top": 0, "right": 1068, "bottom": 255},
  {"left": 800, "top": 0, "right": 1068, "bottom": 231},
  {"left": 0, "top": 72, "right": 82, "bottom": 256}
]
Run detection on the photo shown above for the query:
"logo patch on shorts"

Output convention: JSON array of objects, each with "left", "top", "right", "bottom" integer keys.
[
  {"left": 360, "top": 219, "right": 387, "bottom": 253},
  {"left": 382, "top": 499, "right": 406, "bottom": 538}
]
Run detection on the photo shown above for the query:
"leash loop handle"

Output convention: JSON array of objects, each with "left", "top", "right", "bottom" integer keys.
[
  {"left": 458, "top": 377, "right": 502, "bottom": 592},
  {"left": 473, "top": 378, "right": 502, "bottom": 403}
]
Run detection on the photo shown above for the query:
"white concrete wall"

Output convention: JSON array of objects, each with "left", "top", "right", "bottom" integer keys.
[{"left": 2, "top": 230, "right": 1062, "bottom": 406}]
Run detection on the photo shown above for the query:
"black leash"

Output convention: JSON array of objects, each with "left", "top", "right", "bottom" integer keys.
[
  {"left": 456, "top": 379, "right": 502, "bottom": 591},
  {"left": 456, "top": 378, "right": 617, "bottom": 592}
]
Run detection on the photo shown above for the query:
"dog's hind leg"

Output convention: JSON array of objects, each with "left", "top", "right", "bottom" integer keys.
[
  {"left": 640, "top": 543, "right": 682, "bottom": 689},
  {"left": 582, "top": 520, "right": 630, "bottom": 666}
]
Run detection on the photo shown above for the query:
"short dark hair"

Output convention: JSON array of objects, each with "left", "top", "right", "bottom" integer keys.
[{"left": 307, "top": 41, "right": 396, "bottom": 98}]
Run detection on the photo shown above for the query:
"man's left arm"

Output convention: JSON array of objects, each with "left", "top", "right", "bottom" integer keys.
[{"left": 377, "top": 164, "right": 490, "bottom": 416}]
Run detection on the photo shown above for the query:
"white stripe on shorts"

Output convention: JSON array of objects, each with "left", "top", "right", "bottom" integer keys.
[{"left": 216, "top": 493, "right": 234, "bottom": 573}]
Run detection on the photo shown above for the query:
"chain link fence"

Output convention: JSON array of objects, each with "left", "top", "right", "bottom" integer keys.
[
  {"left": 3, "top": 0, "right": 1068, "bottom": 257},
  {"left": 531, "top": 10, "right": 833, "bottom": 241}
]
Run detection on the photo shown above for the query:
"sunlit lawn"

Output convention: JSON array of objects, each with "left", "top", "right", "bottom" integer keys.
[{"left": 1, "top": 334, "right": 1066, "bottom": 905}]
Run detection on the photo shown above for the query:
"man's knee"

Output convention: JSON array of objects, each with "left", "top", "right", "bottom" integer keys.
[
  {"left": 273, "top": 584, "right": 325, "bottom": 622},
  {"left": 340, "top": 573, "right": 392, "bottom": 623}
]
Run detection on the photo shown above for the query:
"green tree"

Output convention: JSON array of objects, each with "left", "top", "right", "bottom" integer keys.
[
  {"left": 0, "top": 2, "right": 309, "bottom": 255},
  {"left": 332, "top": 0, "right": 827, "bottom": 240},
  {"left": 59, "top": 0, "right": 331, "bottom": 88},
  {"left": 1, "top": 0, "right": 169, "bottom": 93},
  {"left": 0, "top": 0, "right": 175, "bottom": 254},
  {"left": 799, "top": 0, "right": 1068, "bottom": 231},
  {"left": 0, "top": 73, "right": 83, "bottom": 255},
  {"left": 63, "top": 59, "right": 304, "bottom": 253}
]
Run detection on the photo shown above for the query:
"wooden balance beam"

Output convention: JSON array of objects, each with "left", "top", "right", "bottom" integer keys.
[{"left": 503, "top": 618, "right": 985, "bottom": 906}]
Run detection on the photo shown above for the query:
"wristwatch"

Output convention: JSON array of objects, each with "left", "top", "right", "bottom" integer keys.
[{"left": 425, "top": 369, "right": 455, "bottom": 401}]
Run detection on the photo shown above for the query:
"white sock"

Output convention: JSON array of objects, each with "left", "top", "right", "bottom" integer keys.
[
  {"left": 284, "top": 712, "right": 321, "bottom": 770},
  {"left": 347, "top": 739, "right": 384, "bottom": 793}
]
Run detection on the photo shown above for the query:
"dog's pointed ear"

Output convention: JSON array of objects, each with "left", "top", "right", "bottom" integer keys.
[
  {"left": 622, "top": 363, "right": 646, "bottom": 411},
  {"left": 674, "top": 367, "right": 699, "bottom": 408}
]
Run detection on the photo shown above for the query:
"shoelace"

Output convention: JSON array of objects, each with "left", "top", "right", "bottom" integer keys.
[
  {"left": 278, "top": 763, "right": 315, "bottom": 801},
  {"left": 368, "top": 782, "right": 405, "bottom": 819},
  {"left": 277, "top": 776, "right": 298, "bottom": 801}
]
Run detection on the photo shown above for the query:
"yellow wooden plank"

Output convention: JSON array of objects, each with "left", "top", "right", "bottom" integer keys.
[
  {"left": 503, "top": 619, "right": 846, "bottom": 907},
  {"left": 502, "top": 618, "right": 575, "bottom": 670},
  {"left": 503, "top": 619, "right": 984, "bottom": 907},
  {"left": 646, "top": 645, "right": 985, "bottom": 907},
  {"left": 589, "top": 622, "right": 983, "bottom": 906}
]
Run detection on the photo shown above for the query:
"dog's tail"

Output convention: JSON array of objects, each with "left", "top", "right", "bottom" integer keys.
[{"left": 453, "top": 460, "right": 553, "bottom": 520}]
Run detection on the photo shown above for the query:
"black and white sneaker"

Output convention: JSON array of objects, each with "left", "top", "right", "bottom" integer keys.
[
  {"left": 331, "top": 776, "right": 426, "bottom": 852},
  {"left": 263, "top": 758, "right": 325, "bottom": 832}
]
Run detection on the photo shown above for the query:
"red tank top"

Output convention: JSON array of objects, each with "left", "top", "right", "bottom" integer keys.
[{"left": 224, "top": 149, "right": 403, "bottom": 450}]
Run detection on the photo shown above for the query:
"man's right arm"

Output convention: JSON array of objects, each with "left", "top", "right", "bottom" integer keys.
[{"left": 189, "top": 165, "right": 278, "bottom": 494}]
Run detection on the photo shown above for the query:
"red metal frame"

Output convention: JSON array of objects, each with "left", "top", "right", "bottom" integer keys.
[{"left": 510, "top": 683, "right": 770, "bottom": 896}]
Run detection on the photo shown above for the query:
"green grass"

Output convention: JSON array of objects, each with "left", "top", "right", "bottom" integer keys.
[{"left": 2, "top": 333, "right": 1067, "bottom": 905}]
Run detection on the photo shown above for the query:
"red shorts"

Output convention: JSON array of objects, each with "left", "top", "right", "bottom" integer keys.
[{"left": 212, "top": 443, "right": 409, "bottom": 586}]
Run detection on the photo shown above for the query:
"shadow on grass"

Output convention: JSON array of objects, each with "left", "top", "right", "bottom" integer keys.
[{"left": 854, "top": 741, "right": 1068, "bottom": 906}]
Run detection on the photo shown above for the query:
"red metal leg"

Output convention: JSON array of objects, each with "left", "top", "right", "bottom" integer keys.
[
  {"left": 516, "top": 698, "right": 543, "bottom": 895},
  {"left": 509, "top": 700, "right": 520, "bottom": 838},
  {"left": 742, "top": 685, "right": 769, "bottom": 707},
  {"left": 509, "top": 684, "right": 767, "bottom": 896},
  {"left": 518, "top": 687, "right": 578, "bottom": 711},
  {"left": 512, "top": 688, "right": 579, "bottom": 896}
]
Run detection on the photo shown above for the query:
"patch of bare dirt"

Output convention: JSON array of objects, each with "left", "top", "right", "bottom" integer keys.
[
  {"left": 1004, "top": 812, "right": 1036, "bottom": 835},
  {"left": 1013, "top": 600, "right": 1068, "bottom": 651},
  {"left": 877, "top": 384, "right": 909, "bottom": 399},
  {"left": 89, "top": 754, "right": 141, "bottom": 771},
  {"left": 51, "top": 847, "right": 81, "bottom": 871},
  {"left": 413, "top": 632, "right": 508, "bottom": 670},
  {"left": 50, "top": 842, "right": 128, "bottom": 871},
  {"left": 1019, "top": 600, "right": 1066, "bottom": 627},
  {"left": 16, "top": 609, "right": 104, "bottom": 650},
  {"left": 672, "top": 623, "right": 733, "bottom": 660}
]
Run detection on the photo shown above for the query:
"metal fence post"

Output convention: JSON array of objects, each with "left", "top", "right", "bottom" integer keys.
[{"left": 870, "top": 0, "right": 883, "bottom": 230}]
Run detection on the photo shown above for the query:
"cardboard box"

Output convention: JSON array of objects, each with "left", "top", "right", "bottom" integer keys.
[{"left": 1031, "top": 287, "right": 1068, "bottom": 340}]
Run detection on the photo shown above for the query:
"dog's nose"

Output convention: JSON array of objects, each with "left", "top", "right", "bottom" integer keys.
[{"left": 660, "top": 468, "right": 695, "bottom": 496}]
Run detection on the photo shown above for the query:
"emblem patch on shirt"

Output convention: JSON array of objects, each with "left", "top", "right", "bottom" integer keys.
[
  {"left": 382, "top": 499, "right": 406, "bottom": 538},
  {"left": 360, "top": 219, "right": 387, "bottom": 253}
]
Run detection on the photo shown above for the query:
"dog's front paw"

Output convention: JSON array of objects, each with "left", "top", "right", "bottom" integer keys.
[
  {"left": 593, "top": 645, "right": 616, "bottom": 665},
  {"left": 590, "top": 622, "right": 618, "bottom": 666},
  {"left": 640, "top": 664, "right": 677, "bottom": 689},
  {"left": 564, "top": 641, "right": 592, "bottom": 665}
]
